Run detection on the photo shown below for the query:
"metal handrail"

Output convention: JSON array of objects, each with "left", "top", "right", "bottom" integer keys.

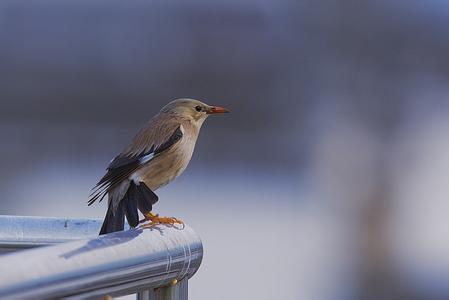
[
  {"left": 0, "top": 215, "right": 104, "bottom": 253},
  {"left": 0, "top": 215, "right": 203, "bottom": 299}
]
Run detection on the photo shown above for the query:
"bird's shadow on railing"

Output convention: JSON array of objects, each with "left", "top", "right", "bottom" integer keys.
[{"left": 60, "top": 225, "right": 169, "bottom": 259}]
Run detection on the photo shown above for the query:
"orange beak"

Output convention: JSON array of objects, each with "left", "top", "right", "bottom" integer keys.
[{"left": 207, "top": 106, "right": 230, "bottom": 114}]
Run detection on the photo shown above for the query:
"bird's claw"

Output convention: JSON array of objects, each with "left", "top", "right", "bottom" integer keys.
[{"left": 139, "top": 213, "right": 185, "bottom": 229}]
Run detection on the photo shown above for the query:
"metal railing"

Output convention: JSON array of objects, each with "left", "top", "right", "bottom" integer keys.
[{"left": 0, "top": 215, "right": 203, "bottom": 299}]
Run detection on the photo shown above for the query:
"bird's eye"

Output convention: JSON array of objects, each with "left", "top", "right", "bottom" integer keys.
[{"left": 195, "top": 105, "right": 202, "bottom": 112}]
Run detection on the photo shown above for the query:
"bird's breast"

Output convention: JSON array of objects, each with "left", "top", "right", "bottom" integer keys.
[{"left": 133, "top": 133, "right": 197, "bottom": 190}]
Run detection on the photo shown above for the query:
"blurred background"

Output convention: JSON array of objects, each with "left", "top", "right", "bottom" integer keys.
[{"left": 1, "top": 0, "right": 449, "bottom": 299}]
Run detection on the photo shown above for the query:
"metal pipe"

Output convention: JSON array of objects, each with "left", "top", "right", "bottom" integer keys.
[
  {"left": 0, "top": 215, "right": 104, "bottom": 253},
  {"left": 137, "top": 279, "right": 188, "bottom": 300},
  {"left": 0, "top": 217, "right": 203, "bottom": 299}
]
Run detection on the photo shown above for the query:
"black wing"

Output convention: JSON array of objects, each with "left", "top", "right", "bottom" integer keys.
[{"left": 88, "top": 126, "right": 183, "bottom": 205}]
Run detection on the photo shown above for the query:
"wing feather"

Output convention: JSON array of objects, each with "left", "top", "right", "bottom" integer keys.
[{"left": 88, "top": 115, "right": 183, "bottom": 206}]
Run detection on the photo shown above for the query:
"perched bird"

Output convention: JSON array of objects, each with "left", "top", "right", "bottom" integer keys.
[{"left": 88, "top": 99, "right": 229, "bottom": 235}]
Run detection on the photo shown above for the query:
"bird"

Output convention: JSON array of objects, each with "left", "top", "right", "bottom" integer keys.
[{"left": 88, "top": 98, "right": 229, "bottom": 235}]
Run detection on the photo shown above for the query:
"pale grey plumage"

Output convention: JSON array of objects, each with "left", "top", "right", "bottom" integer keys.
[{"left": 90, "top": 98, "right": 229, "bottom": 234}]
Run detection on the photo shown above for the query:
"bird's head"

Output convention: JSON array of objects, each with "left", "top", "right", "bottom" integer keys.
[{"left": 161, "top": 98, "right": 229, "bottom": 125}]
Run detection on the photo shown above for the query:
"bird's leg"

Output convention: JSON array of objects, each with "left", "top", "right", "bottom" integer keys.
[{"left": 140, "top": 212, "right": 183, "bottom": 227}]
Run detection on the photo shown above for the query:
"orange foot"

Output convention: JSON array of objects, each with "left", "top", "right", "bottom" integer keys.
[{"left": 140, "top": 212, "right": 184, "bottom": 228}]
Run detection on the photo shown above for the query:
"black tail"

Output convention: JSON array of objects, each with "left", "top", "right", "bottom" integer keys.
[
  {"left": 99, "top": 181, "right": 159, "bottom": 235},
  {"left": 99, "top": 200, "right": 125, "bottom": 235}
]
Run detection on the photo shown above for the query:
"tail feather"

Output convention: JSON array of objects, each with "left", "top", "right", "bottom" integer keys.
[
  {"left": 99, "top": 200, "right": 125, "bottom": 235},
  {"left": 98, "top": 181, "right": 159, "bottom": 235},
  {"left": 136, "top": 183, "right": 158, "bottom": 213},
  {"left": 124, "top": 187, "right": 139, "bottom": 227}
]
